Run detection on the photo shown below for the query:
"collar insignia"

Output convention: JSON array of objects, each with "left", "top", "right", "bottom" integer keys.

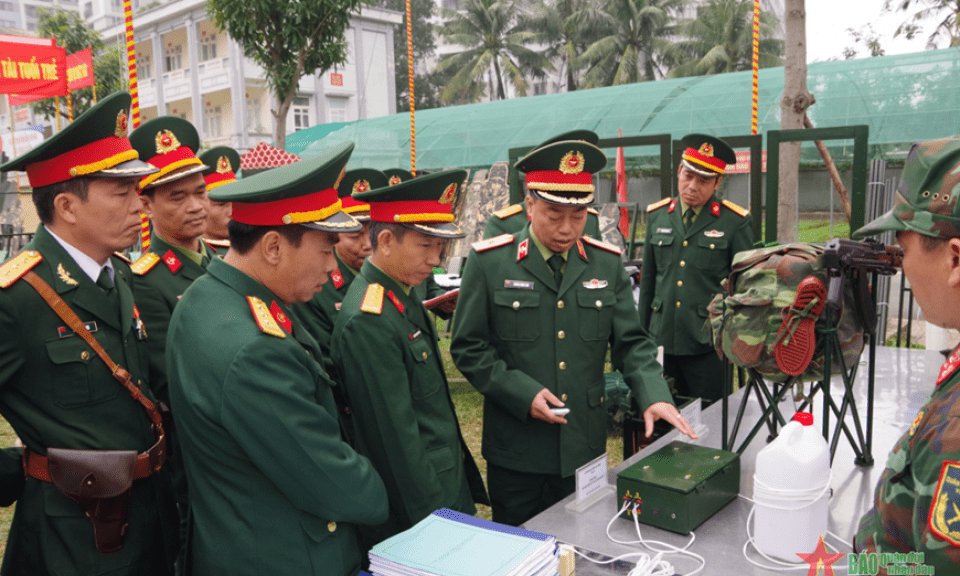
[
  {"left": 711, "top": 201, "right": 721, "bottom": 216},
  {"left": 270, "top": 300, "right": 292, "bottom": 334},
  {"left": 559, "top": 151, "right": 585, "bottom": 175},
  {"left": 668, "top": 199, "right": 678, "bottom": 213},
  {"left": 331, "top": 268, "right": 345, "bottom": 289},
  {"left": 56, "top": 263, "right": 79, "bottom": 286},
  {"left": 155, "top": 130, "right": 181, "bottom": 155},
  {"left": 517, "top": 238, "right": 529, "bottom": 262}
]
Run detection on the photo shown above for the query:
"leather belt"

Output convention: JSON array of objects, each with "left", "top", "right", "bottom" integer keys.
[{"left": 23, "top": 435, "right": 167, "bottom": 483}]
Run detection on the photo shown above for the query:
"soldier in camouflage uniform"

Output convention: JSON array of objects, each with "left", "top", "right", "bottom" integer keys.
[{"left": 852, "top": 137, "right": 960, "bottom": 572}]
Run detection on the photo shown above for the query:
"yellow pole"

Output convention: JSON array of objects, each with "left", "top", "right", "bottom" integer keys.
[{"left": 406, "top": 0, "right": 416, "bottom": 176}]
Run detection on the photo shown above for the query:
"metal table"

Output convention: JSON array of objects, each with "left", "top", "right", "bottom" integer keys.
[{"left": 523, "top": 346, "right": 940, "bottom": 575}]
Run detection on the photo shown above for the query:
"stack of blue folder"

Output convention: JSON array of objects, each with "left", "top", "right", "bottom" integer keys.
[{"left": 366, "top": 509, "right": 559, "bottom": 576}]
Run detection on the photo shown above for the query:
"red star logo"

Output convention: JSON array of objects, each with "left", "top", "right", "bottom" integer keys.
[{"left": 795, "top": 535, "right": 845, "bottom": 576}]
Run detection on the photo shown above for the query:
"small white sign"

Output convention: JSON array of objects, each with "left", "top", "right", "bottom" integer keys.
[
  {"left": 575, "top": 452, "right": 608, "bottom": 503},
  {"left": 680, "top": 398, "right": 707, "bottom": 438}
]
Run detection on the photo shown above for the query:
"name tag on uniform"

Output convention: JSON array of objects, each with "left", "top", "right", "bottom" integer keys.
[
  {"left": 656, "top": 228, "right": 672, "bottom": 234},
  {"left": 409, "top": 330, "right": 423, "bottom": 342},
  {"left": 58, "top": 322, "right": 97, "bottom": 338},
  {"left": 505, "top": 280, "right": 533, "bottom": 290},
  {"left": 335, "top": 302, "right": 342, "bottom": 311}
]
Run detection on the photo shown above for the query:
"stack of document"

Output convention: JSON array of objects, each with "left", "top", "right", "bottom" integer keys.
[{"left": 368, "top": 508, "right": 559, "bottom": 576}]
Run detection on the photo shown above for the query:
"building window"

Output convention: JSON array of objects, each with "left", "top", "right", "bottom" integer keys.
[
  {"left": 200, "top": 32, "right": 217, "bottom": 61},
  {"left": 292, "top": 97, "right": 310, "bottom": 131},
  {"left": 0, "top": 2, "right": 14, "bottom": 11},
  {"left": 164, "top": 44, "right": 182, "bottom": 72},
  {"left": 0, "top": 19, "right": 14, "bottom": 27},
  {"left": 82, "top": 2, "right": 92, "bottom": 17},
  {"left": 204, "top": 105, "right": 222, "bottom": 138},
  {"left": 327, "top": 97, "right": 347, "bottom": 123},
  {"left": 111, "top": 0, "right": 121, "bottom": 9},
  {"left": 138, "top": 54, "right": 151, "bottom": 79},
  {"left": 25, "top": 5, "right": 36, "bottom": 17},
  {"left": 246, "top": 98, "right": 263, "bottom": 132}
]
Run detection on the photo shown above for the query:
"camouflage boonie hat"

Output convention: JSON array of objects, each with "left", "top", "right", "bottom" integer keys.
[{"left": 854, "top": 137, "right": 960, "bottom": 239}]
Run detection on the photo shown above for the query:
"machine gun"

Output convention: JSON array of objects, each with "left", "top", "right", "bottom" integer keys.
[{"left": 821, "top": 238, "right": 903, "bottom": 336}]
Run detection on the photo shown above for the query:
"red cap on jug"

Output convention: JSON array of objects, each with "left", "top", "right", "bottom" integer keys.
[{"left": 792, "top": 412, "right": 813, "bottom": 426}]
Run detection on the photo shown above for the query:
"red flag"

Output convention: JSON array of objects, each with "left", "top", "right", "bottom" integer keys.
[
  {"left": 67, "top": 47, "right": 94, "bottom": 91},
  {"left": 616, "top": 128, "right": 629, "bottom": 239},
  {"left": 0, "top": 42, "right": 68, "bottom": 97}
]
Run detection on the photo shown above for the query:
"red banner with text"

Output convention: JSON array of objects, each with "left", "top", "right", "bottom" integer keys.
[
  {"left": 67, "top": 47, "right": 94, "bottom": 91},
  {"left": 0, "top": 42, "right": 68, "bottom": 97}
]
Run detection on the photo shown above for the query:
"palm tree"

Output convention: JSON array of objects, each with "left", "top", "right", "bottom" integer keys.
[
  {"left": 884, "top": 0, "right": 960, "bottom": 48},
  {"left": 665, "top": 0, "right": 784, "bottom": 78},
  {"left": 525, "top": 0, "right": 609, "bottom": 92},
  {"left": 435, "top": 0, "right": 554, "bottom": 103},
  {"left": 573, "top": 0, "right": 687, "bottom": 88}
]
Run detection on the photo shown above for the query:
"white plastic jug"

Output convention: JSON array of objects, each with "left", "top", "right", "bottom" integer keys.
[{"left": 752, "top": 412, "right": 830, "bottom": 562}]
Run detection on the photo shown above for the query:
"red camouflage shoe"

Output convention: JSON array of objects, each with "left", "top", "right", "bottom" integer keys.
[{"left": 774, "top": 275, "right": 827, "bottom": 376}]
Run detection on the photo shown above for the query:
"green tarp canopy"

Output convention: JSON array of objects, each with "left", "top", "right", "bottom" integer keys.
[{"left": 300, "top": 48, "right": 960, "bottom": 172}]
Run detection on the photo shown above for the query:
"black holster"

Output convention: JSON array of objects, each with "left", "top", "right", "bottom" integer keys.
[{"left": 46, "top": 448, "right": 137, "bottom": 553}]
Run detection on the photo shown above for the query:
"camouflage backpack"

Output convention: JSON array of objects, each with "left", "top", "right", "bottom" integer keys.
[{"left": 706, "top": 243, "right": 866, "bottom": 383}]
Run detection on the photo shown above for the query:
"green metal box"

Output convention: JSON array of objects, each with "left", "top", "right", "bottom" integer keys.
[{"left": 616, "top": 441, "right": 739, "bottom": 534}]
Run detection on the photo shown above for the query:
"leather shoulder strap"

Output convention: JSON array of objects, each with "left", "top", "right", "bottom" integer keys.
[{"left": 21, "top": 271, "right": 164, "bottom": 436}]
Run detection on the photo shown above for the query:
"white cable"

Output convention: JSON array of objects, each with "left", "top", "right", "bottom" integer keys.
[
  {"left": 587, "top": 501, "right": 707, "bottom": 576},
  {"left": 738, "top": 494, "right": 850, "bottom": 572}
]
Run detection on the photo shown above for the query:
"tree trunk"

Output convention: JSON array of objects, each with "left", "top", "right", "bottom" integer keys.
[
  {"left": 273, "top": 91, "right": 294, "bottom": 151},
  {"left": 492, "top": 57, "right": 506, "bottom": 100},
  {"left": 778, "top": 0, "right": 815, "bottom": 243}
]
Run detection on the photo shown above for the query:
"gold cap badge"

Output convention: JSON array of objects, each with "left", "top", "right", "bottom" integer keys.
[
  {"left": 115, "top": 111, "right": 129, "bottom": 138},
  {"left": 698, "top": 143, "right": 714, "bottom": 157},
  {"left": 389, "top": 175, "right": 402, "bottom": 186},
  {"left": 155, "top": 130, "right": 181, "bottom": 155},
  {"left": 352, "top": 179, "right": 370, "bottom": 195},
  {"left": 217, "top": 156, "right": 231, "bottom": 173},
  {"left": 439, "top": 182, "right": 457, "bottom": 204},
  {"left": 559, "top": 151, "right": 585, "bottom": 175}
]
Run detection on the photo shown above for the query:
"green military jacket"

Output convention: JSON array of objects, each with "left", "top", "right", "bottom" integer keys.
[
  {"left": 637, "top": 195, "right": 753, "bottom": 356},
  {"left": 293, "top": 252, "right": 356, "bottom": 370},
  {"left": 450, "top": 225, "right": 674, "bottom": 477},
  {"left": 331, "top": 260, "right": 488, "bottom": 544},
  {"left": 856, "top": 355, "right": 960, "bottom": 571},
  {"left": 130, "top": 233, "right": 218, "bottom": 407},
  {"left": 167, "top": 258, "right": 387, "bottom": 576},
  {"left": 0, "top": 226, "right": 178, "bottom": 576},
  {"left": 130, "top": 233, "right": 217, "bottom": 509},
  {"left": 483, "top": 203, "right": 602, "bottom": 240}
]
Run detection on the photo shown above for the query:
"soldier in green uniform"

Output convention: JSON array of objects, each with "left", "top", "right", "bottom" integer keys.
[
  {"left": 382, "top": 168, "right": 455, "bottom": 317},
  {"left": 166, "top": 142, "right": 388, "bottom": 576},
  {"left": 0, "top": 92, "right": 179, "bottom": 575},
  {"left": 637, "top": 134, "right": 753, "bottom": 402},
  {"left": 199, "top": 146, "right": 240, "bottom": 256},
  {"left": 450, "top": 134, "right": 696, "bottom": 526},
  {"left": 128, "top": 117, "right": 219, "bottom": 572},
  {"left": 293, "top": 168, "right": 384, "bottom": 365},
  {"left": 331, "top": 169, "right": 489, "bottom": 546},
  {"left": 852, "top": 137, "right": 960, "bottom": 571},
  {"left": 482, "top": 130, "right": 603, "bottom": 241}
]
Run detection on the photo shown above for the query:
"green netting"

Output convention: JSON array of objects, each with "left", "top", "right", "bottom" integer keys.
[{"left": 300, "top": 48, "right": 960, "bottom": 170}]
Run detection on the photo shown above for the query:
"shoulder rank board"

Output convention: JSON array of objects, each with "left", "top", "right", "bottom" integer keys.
[
  {"left": 581, "top": 235, "right": 622, "bottom": 255},
  {"left": 722, "top": 199, "right": 749, "bottom": 217},
  {"left": 0, "top": 250, "right": 42, "bottom": 288},
  {"left": 472, "top": 234, "right": 514, "bottom": 253},
  {"left": 587, "top": 207, "right": 599, "bottom": 215},
  {"left": 112, "top": 251, "right": 133, "bottom": 265},
  {"left": 493, "top": 204, "right": 523, "bottom": 219},
  {"left": 361, "top": 283, "right": 385, "bottom": 314},
  {"left": 131, "top": 252, "right": 161, "bottom": 276},
  {"left": 247, "top": 296, "right": 286, "bottom": 338},
  {"left": 929, "top": 460, "right": 960, "bottom": 546},
  {"left": 646, "top": 197, "right": 671, "bottom": 213}
]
